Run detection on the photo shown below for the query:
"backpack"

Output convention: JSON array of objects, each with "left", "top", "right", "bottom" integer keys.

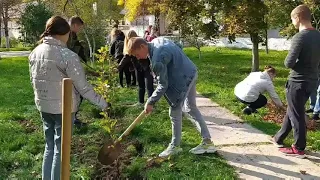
[{"left": 115, "top": 40, "right": 124, "bottom": 59}]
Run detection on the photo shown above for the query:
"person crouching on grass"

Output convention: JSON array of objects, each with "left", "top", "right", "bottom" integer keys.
[
  {"left": 234, "top": 65, "right": 285, "bottom": 115},
  {"left": 127, "top": 37, "right": 217, "bottom": 157}
]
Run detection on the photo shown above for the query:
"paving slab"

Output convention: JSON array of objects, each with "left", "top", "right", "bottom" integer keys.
[
  {"left": 206, "top": 119, "right": 271, "bottom": 145},
  {"left": 196, "top": 93, "right": 320, "bottom": 179},
  {"left": 218, "top": 145, "right": 320, "bottom": 180}
]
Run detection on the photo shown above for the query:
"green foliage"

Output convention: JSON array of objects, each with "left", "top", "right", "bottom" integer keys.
[
  {"left": 222, "top": 0, "right": 267, "bottom": 38},
  {"left": 266, "top": 0, "right": 320, "bottom": 37},
  {"left": 44, "top": 0, "right": 123, "bottom": 53},
  {"left": 167, "top": 0, "right": 219, "bottom": 59},
  {"left": 93, "top": 46, "right": 119, "bottom": 137},
  {"left": 18, "top": 2, "right": 53, "bottom": 44},
  {"left": 0, "top": 37, "right": 22, "bottom": 48}
]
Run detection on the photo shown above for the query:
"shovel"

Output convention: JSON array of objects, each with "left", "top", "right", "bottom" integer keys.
[{"left": 98, "top": 111, "right": 146, "bottom": 165}]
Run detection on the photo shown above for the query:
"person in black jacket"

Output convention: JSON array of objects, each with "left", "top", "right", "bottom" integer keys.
[
  {"left": 110, "top": 30, "right": 135, "bottom": 87},
  {"left": 121, "top": 30, "right": 154, "bottom": 106}
]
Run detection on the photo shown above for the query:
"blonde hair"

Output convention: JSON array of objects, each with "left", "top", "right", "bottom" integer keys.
[
  {"left": 123, "top": 30, "right": 138, "bottom": 55},
  {"left": 127, "top": 37, "right": 148, "bottom": 55},
  {"left": 110, "top": 28, "right": 120, "bottom": 42}
]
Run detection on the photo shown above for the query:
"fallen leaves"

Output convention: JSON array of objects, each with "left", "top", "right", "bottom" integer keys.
[{"left": 263, "top": 103, "right": 318, "bottom": 131}]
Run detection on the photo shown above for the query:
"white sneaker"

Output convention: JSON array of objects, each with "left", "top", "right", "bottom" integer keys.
[
  {"left": 190, "top": 142, "right": 217, "bottom": 155},
  {"left": 159, "top": 145, "right": 182, "bottom": 158},
  {"left": 130, "top": 102, "right": 143, "bottom": 107}
]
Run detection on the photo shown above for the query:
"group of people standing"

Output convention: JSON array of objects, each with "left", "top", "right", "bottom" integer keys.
[
  {"left": 109, "top": 25, "right": 158, "bottom": 106},
  {"left": 235, "top": 4, "right": 320, "bottom": 158},
  {"left": 29, "top": 14, "right": 216, "bottom": 179},
  {"left": 27, "top": 4, "right": 320, "bottom": 180}
]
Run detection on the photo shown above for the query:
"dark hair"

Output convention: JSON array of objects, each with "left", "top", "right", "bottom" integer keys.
[
  {"left": 70, "top": 16, "right": 84, "bottom": 25},
  {"left": 113, "top": 24, "right": 119, "bottom": 28},
  {"left": 264, "top": 65, "right": 276, "bottom": 74},
  {"left": 40, "top": 16, "right": 70, "bottom": 40},
  {"left": 291, "top": 5, "right": 311, "bottom": 22}
]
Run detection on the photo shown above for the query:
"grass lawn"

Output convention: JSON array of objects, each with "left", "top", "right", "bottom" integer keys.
[
  {"left": 0, "top": 47, "right": 33, "bottom": 52},
  {"left": 185, "top": 47, "right": 320, "bottom": 151},
  {"left": 0, "top": 57, "right": 236, "bottom": 179}
]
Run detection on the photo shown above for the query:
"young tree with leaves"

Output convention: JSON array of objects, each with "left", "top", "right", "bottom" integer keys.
[
  {"left": 221, "top": 0, "right": 268, "bottom": 72},
  {"left": 167, "top": 0, "right": 219, "bottom": 59}
]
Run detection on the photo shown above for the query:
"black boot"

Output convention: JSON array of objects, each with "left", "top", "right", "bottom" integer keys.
[
  {"left": 312, "top": 113, "right": 320, "bottom": 120},
  {"left": 242, "top": 107, "right": 253, "bottom": 115}
]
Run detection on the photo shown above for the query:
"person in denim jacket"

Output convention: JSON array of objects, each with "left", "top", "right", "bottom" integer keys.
[{"left": 127, "top": 37, "right": 216, "bottom": 157}]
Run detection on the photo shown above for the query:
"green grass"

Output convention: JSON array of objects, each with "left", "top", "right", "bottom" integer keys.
[
  {"left": 0, "top": 47, "right": 33, "bottom": 52},
  {"left": 185, "top": 47, "right": 320, "bottom": 151},
  {"left": 0, "top": 57, "right": 236, "bottom": 179}
]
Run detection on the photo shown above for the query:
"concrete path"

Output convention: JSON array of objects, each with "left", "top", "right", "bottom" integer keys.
[
  {"left": 196, "top": 94, "right": 320, "bottom": 180},
  {"left": 0, "top": 51, "right": 30, "bottom": 57}
]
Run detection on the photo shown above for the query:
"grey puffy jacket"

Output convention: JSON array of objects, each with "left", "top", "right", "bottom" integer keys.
[{"left": 29, "top": 36, "right": 108, "bottom": 114}]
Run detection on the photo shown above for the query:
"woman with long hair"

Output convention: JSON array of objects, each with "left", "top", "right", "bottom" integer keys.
[
  {"left": 119, "top": 30, "right": 154, "bottom": 105},
  {"left": 29, "top": 16, "right": 109, "bottom": 179}
]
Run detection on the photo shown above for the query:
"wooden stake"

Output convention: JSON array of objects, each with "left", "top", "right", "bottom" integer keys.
[{"left": 61, "top": 78, "right": 73, "bottom": 180}]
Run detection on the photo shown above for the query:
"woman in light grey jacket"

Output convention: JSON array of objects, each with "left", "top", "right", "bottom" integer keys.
[
  {"left": 29, "top": 16, "right": 109, "bottom": 180},
  {"left": 234, "top": 66, "right": 285, "bottom": 115}
]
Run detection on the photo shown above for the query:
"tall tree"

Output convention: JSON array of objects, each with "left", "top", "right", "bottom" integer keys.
[
  {"left": 42, "top": 0, "right": 123, "bottom": 62},
  {"left": 19, "top": 2, "right": 53, "bottom": 45},
  {"left": 221, "top": 0, "right": 268, "bottom": 72},
  {"left": 167, "top": 0, "right": 219, "bottom": 59},
  {"left": 118, "top": 0, "right": 169, "bottom": 32},
  {"left": 1, "top": 0, "right": 21, "bottom": 48}
]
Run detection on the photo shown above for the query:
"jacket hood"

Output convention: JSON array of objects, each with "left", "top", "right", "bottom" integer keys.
[{"left": 43, "top": 36, "right": 67, "bottom": 48}]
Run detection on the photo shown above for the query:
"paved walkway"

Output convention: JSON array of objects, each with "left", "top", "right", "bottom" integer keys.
[
  {"left": 196, "top": 94, "right": 320, "bottom": 180},
  {"left": 0, "top": 51, "right": 30, "bottom": 57}
]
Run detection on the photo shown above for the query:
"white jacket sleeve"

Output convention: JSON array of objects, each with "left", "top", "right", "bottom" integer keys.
[
  {"left": 65, "top": 53, "right": 108, "bottom": 110},
  {"left": 265, "top": 82, "right": 283, "bottom": 107}
]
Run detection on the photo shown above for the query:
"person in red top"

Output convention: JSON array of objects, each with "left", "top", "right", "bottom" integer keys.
[
  {"left": 143, "top": 25, "right": 153, "bottom": 40},
  {"left": 146, "top": 27, "right": 158, "bottom": 42}
]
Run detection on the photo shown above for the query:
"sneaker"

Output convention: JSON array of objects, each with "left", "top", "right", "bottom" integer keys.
[
  {"left": 271, "top": 137, "right": 284, "bottom": 148},
  {"left": 130, "top": 102, "right": 143, "bottom": 107},
  {"left": 74, "top": 118, "right": 87, "bottom": 127},
  {"left": 242, "top": 107, "right": 253, "bottom": 115},
  {"left": 312, "top": 113, "right": 320, "bottom": 120},
  {"left": 279, "top": 145, "right": 306, "bottom": 158},
  {"left": 159, "top": 145, "right": 182, "bottom": 158},
  {"left": 306, "top": 108, "right": 314, "bottom": 113},
  {"left": 189, "top": 141, "right": 217, "bottom": 155}
]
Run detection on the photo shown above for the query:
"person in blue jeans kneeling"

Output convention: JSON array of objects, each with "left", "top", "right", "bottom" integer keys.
[
  {"left": 126, "top": 37, "right": 217, "bottom": 157},
  {"left": 29, "top": 16, "right": 110, "bottom": 180}
]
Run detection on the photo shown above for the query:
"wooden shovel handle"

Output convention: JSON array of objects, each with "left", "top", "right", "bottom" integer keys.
[{"left": 116, "top": 111, "right": 146, "bottom": 142}]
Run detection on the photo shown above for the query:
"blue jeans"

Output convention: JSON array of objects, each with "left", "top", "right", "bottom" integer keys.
[
  {"left": 40, "top": 112, "right": 75, "bottom": 180},
  {"left": 169, "top": 73, "right": 211, "bottom": 146}
]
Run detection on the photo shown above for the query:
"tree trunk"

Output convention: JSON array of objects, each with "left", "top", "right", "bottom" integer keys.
[
  {"left": 265, "top": 29, "right": 269, "bottom": 54},
  {"left": 250, "top": 33, "right": 259, "bottom": 72},
  {"left": 2, "top": 5, "right": 9, "bottom": 48},
  {"left": 154, "top": 10, "right": 160, "bottom": 36},
  {"left": 0, "top": 14, "right": 2, "bottom": 47}
]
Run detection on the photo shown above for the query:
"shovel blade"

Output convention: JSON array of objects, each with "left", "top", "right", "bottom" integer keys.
[{"left": 98, "top": 141, "right": 122, "bottom": 165}]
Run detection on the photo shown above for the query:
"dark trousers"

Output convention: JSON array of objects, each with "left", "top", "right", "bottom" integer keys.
[
  {"left": 274, "top": 80, "right": 316, "bottom": 151},
  {"left": 136, "top": 69, "right": 154, "bottom": 103},
  {"left": 237, "top": 94, "right": 267, "bottom": 110},
  {"left": 119, "top": 67, "right": 136, "bottom": 87}
]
